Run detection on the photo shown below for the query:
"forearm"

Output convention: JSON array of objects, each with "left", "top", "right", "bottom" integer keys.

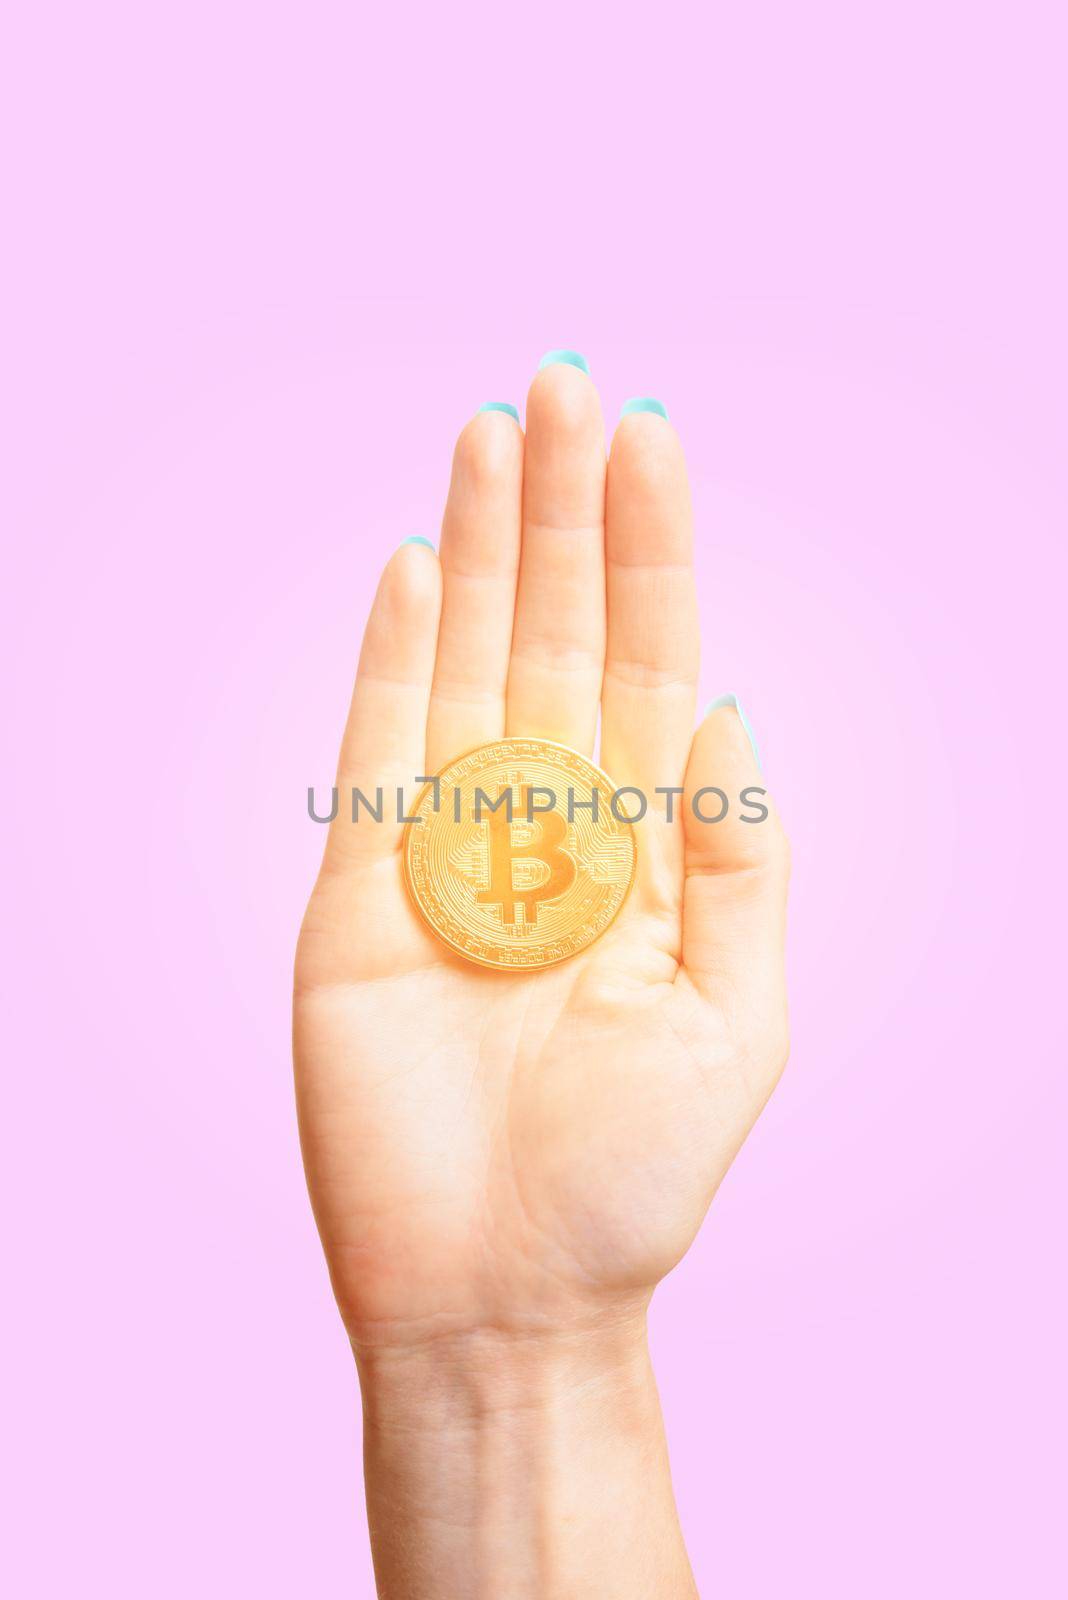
[{"left": 355, "top": 1318, "right": 698, "bottom": 1600}]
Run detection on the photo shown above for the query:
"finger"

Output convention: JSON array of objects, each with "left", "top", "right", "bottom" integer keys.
[
  {"left": 681, "top": 697, "right": 790, "bottom": 1055},
  {"left": 425, "top": 407, "right": 523, "bottom": 774},
  {"left": 600, "top": 404, "right": 699, "bottom": 812},
  {"left": 506, "top": 356, "right": 606, "bottom": 754},
  {"left": 323, "top": 540, "right": 442, "bottom": 871}
]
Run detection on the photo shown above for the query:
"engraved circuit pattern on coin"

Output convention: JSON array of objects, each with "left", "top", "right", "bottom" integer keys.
[{"left": 403, "top": 738, "right": 637, "bottom": 970}]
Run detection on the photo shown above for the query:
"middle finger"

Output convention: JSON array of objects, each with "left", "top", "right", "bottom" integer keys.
[{"left": 505, "top": 354, "right": 606, "bottom": 755}]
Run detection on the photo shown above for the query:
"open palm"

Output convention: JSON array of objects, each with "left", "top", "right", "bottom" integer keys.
[{"left": 295, "top": 360, "right": 789, "bottom": 1351}]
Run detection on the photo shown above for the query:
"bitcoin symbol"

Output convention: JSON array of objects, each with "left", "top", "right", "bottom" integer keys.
[
  {"left": 475, "top": 786, "right": 577, "bottom": 928},
  {"left": 404, "top": 738, "right": 636, "bottom": 970}
]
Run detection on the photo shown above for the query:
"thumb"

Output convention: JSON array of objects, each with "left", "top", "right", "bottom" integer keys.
[{"left": 681, "top": 696, "right": 790, "bottom": 1058}]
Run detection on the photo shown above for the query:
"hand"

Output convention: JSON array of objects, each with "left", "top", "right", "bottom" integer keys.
[{"left": 294, "top": 357, "right": 790, "bottom": 1597}]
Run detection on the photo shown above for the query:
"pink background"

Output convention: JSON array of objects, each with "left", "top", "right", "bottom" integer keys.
[{"left": 5, "top": 3, "right": 1065, "bottom": 1594}]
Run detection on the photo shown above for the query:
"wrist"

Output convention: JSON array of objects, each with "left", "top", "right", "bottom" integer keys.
[
  {"left": 355, "top": 1314, "right": 696, "bottom": 1599},
  {"left": 355, "top": 1312, "right": 653, "bottom": 1435}
]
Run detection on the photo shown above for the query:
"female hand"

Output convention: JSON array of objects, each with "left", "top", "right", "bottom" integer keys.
[{"left": 294, "top": 354, "right": 790, "bottom": 1598}]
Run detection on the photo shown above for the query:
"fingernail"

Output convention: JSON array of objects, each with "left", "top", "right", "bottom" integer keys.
[
  {"left": 621, "top": 396, "right": 669, "bottom": 420},
  {"left": 538, "top": 349, "right": 590, "bottom": 374},
  {"left": 705, "top": 694, "right": 761, "bottom": 770},
  {"left": 401, "top": 536, "right": 436, "bottom": 551},
  {"left": 478, "top": 402, "right": 520, "bottom": 421}
]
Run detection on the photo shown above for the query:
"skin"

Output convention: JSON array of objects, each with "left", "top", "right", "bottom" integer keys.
[{"left": 294, "top": 359, "right": 791, "bottom": 1597}]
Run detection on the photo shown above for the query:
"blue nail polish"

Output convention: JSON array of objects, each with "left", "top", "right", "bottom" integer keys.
[
  {"left": 705, "top": 694, "right": 761, "bottom": 769},
  {"left": 401, "top": 536, "right": 436, "bottom": 551},
  {"left": 478, "top": 402, "right": 520, "bottom": 421},
  {"left": 538, "top": 349, "right": 590, "bottom": 374},
  {"left": 621, "top": 396, "right": 669, "bottom": 421}
]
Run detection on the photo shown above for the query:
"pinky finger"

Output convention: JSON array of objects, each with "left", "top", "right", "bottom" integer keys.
[{"left": 323, "top": 540, "right": 442, "bottom": 872}]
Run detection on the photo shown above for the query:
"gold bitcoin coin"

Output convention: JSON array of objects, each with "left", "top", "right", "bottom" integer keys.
[{"left": 403, "top": 738, "right": 637, "bottom": 970}]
